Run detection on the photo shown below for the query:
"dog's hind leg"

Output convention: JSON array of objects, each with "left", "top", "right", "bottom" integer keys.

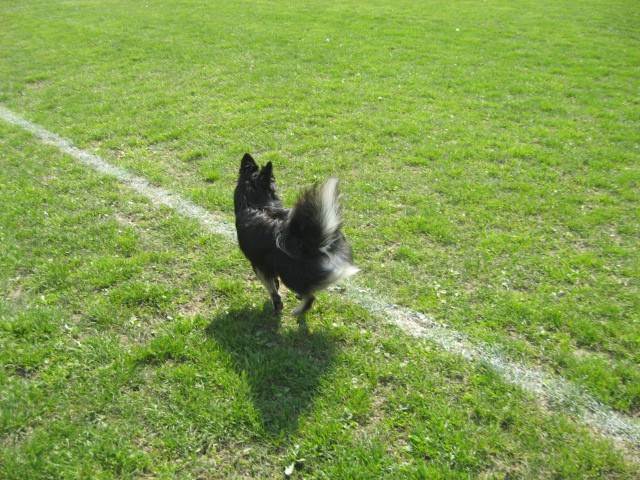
[
  {"left": 254, "top": 268, "right": 283, "bottom": 313},
  {"left": 291, "top": 294, "right": 315, "bottom": 315}
]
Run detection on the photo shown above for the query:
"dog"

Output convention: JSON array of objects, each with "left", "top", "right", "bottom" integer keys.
[{"left": 233, "top": 153, "right": 358, "bottom": 314}]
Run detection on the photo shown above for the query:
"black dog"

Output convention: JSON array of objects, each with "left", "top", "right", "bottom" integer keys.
[{"left": 234, "top": 153, "right": 358, "bottom": 314}]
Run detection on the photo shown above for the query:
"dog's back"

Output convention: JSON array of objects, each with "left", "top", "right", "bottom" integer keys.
[{"left": 234, "top": 154, "right": 285, "bottom": 269}]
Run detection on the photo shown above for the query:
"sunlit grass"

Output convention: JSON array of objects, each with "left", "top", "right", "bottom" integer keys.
[{"left": 1, "top": 0, "right": 639, "bottom": 477}]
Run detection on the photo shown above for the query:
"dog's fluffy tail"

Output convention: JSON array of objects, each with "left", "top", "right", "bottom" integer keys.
[
  {"left": 288, "top": 178, "right": 343, "bottom": 250},
  {"left": 287, "top": 178, "right": 359, "bottom": 280}
]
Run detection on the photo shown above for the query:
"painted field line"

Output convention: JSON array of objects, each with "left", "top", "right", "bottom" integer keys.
[
  {"left": 1, "top": 106, "right": 638, "bottom": 450},
  {"left": 344, "top": 285, "right": 640, "bottom": 449},
  {"left": 0, "top": 106, "right": 236, "bottom": 240}
]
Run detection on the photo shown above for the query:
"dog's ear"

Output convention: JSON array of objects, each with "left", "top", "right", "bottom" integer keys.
[
  {"left": 258, "top": 161, "right": 275, "bottom": 188},
  {"left": 240, "top": 153, "right": 258, "bottom": 175},
  {"left": 262, "top": 161, "right": 273, "bottom": 178}
]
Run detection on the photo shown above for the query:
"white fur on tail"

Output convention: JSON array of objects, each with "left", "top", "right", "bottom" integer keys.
[
  {"left": 320, "top": 252, "right": 360, "bottom": 287},
  {"left": 317, "top": 178, "right": 360, "bottom": 285},
  {"left": 318, "top": 178, "right": 342, "bottom": 247}
]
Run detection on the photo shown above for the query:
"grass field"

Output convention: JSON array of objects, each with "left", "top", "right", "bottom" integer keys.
[{"left": 1, "top": 0, "right": 639, "bottom": 478}]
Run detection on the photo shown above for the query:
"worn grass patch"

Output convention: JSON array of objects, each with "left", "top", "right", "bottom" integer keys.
[{"left": 1, "top": 0, "right": 639, "bottom": 477}]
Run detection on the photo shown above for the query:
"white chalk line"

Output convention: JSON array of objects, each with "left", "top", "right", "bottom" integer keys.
[
  {"left": 1, "top": 106, "right": 638, "bottom": 450},
  {"left": 0, "top": 107, "right": 236, "bottom": 241},
  {"left": 343, "top": 285, "right": 640, "bottom": 450}
]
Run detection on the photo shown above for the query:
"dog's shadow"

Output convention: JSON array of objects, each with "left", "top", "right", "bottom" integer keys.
[{"left": 205, "top": 302, "right": 337, "bottom": 435}]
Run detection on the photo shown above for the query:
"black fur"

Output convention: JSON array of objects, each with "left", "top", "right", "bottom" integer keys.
[{"left": 234, "top": 153, "right": 358, "bottom": 314}]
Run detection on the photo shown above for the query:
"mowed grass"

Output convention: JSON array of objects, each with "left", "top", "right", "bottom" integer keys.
[
  {"left": 1, "top": 124, "right": 636, "bottom": 479},
  {"left": 1, "top": 0, "right": 639, "bottom": 477}
]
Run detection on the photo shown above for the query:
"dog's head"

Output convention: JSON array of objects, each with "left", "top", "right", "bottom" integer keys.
[{"left": 236, "top": 153, "right": 278, "bottom": 206}]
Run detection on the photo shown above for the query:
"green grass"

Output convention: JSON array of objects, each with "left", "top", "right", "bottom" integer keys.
[{"left": 1, "top": 0, "right": 639, "bottom": 477}]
